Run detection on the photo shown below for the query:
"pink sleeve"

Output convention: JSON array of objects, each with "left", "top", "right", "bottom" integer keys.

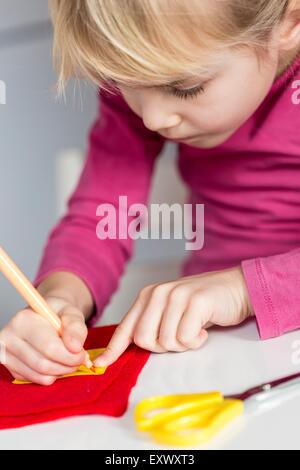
[
  {"left": 34, "top": 89, "right": 164, "bottom": 325},
  {"left": 241, "top": 248, "right": 300, "bottom": 339}
]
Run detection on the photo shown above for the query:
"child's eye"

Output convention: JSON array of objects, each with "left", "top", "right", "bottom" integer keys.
[{"left": 166, "top": 84, "right": 205, "bottom": 100}]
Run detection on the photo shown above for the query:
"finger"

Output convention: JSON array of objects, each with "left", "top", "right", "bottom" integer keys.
[
  {"left": 94, "top": 324, "right": 134, "bottom": 367},
  {"left": 94, "top": 287, "right": 153, "bottom": 367},
  {"left": 11, "top": 372, "right": 28, "bottom": 382},
  {"left": 5, "top": 352, "right": 56, "bottom": 386},
  {"left": 158, "top": 286, "right": 191, "bottom": 352},
  {"left": 177, "top": 295, "right": 210, "bottom": 349},
  {"left": 133, "top": 284, "right": 176, "bottom": 353},
  {"left": 18, "top": 311, "right": 86, "bottom": 367},
  {"left": 60, "top": 307, "right": 88, "bottom": 354},
  {"left": 8, "top": 337, "right": 79, "bottom": 377}
]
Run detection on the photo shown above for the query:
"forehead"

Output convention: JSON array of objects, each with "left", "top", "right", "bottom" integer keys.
[{"left": 94, "top": 0, "right": 239, "bottom": 88}]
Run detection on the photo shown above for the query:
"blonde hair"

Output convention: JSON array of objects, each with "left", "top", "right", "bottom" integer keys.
[{"left": 49, "top": 0, "right": 290, "bottom": 93}]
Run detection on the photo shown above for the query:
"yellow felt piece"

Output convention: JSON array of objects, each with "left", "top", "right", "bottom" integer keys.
[{"left": 12, "top": 348, "right": 107, "bottom": 385}]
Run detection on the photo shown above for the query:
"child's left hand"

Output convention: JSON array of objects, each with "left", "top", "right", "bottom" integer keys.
[{"left": 95, "top": 266, "right": 254, "bottom": 367}]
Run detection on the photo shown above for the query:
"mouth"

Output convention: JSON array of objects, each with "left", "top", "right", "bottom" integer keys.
[
  {"left": 173, "top": 135, "right": 200, "bottom": 142},
  {"left": 161, "top": 133, "right": 197, "bottom": 141}
]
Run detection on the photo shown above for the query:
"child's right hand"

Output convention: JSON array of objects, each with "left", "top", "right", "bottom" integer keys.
[{"left": 0, "top": 296, "right": 89, "bottom": 385}]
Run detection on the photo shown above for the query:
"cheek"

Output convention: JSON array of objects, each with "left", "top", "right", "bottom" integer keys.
[
  {"left": 184, "top": 100, "right": 238, "bottom": 134},
  {"left": 187, "top": 62, "right": 277, "bottom": 133},
  {"left": 222, "top": 70, "right": 276, "bottom": 129}
]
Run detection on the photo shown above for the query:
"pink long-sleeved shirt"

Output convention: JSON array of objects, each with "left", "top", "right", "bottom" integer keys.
[{"left": 35, "top": 54, "right": 300, "bottom": 339}]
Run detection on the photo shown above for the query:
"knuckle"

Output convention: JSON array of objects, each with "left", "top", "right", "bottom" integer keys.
[
  {"left": 36, "top": 358, "right": 51, "bottom": 375},
  {"left": 138, "top": 285, "right": 152, "bottom": 299},
  {"left": 169, "top": 286, "right": 189, "bottom": 303},
  {"left": 151, "top": 284, "right": 168, "bottom": 299},
  {"left": 189, "top": 292, "right": 205, "bottom": 309},
  {"left": 177, "top": 331, "right": 193, "bottom": 346},
  {"left": 145, "top": 283, "right": 158, "bottom": 291},
  {"left": 11, "top": 310, "right": 27, "bottom": 329}
]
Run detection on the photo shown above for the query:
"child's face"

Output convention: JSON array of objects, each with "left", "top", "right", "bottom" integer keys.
[{"left": 119, "top": 46, "right": 280, "bottom": 149}]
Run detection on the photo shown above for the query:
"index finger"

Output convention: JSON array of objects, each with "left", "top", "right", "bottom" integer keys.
[{"left": 94, "top": 294, "right": 147, "bottom": 367}]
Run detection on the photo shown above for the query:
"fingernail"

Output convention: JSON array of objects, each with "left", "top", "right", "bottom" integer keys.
[
  {"left": 85, "top": 352, "right": 93, "bottom": 369},
  {"left": 86, "top": 359, "right": 94, "bottom": 368}
]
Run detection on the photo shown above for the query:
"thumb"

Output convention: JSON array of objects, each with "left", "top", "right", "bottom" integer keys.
[{"left": 60, "top": 306, "right": 88, "bottom": 355}]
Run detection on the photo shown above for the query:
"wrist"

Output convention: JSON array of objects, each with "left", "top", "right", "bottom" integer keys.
[
  {"left": 37, "top": 272, "right": 95, "bottom": 320},
  {"left": 236, "top": 266, "right": 255, "bottom": 318}
]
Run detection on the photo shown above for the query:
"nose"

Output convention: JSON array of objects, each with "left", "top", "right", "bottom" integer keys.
[{"left": 141, "top": 101, "right": 182, "bottom": 133}]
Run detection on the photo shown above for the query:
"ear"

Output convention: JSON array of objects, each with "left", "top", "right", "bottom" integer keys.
[{"left": 278, "top": 5, "right": 300, "bottom": 51}]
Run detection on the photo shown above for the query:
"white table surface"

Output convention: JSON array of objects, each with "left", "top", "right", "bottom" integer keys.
[{"left": 1, "top": 319, "right": 300, "bottom": 450}]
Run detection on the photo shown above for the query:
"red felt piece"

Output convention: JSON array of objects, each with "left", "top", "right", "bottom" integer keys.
[{"left": 0, "top": 325, "right": 150, "bottom": 430}]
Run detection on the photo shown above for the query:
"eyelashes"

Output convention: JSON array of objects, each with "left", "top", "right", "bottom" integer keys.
[
  {"left": 166, "top": 84, "right": 206, "bottom": 100},
  {"left": 112, "top": 79, "right": 207, "bottom": 101}
]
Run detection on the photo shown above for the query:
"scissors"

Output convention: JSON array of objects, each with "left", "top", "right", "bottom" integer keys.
[{"left": 135, "top": 371, "right": 300, "bottom": 447}]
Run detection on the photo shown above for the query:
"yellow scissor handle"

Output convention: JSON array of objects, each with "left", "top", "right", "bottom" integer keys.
[
  {"left": 135, "top": 392, "right": 224, "bottom": 432},
  {"left": 150, "top": 399, "right": 244, "bottom": 447}
]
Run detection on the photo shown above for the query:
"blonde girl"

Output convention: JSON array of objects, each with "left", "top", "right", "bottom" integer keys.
[{"left": 2, "top": 0, "right": 300, "bottom": 384}]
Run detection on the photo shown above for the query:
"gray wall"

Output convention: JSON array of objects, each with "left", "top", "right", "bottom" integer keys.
[
  {"left": 0, "top": 1, "right": 98, "bottom": 325},
  {"left": 0, "top": 1, "right": 187, "bottom": 327}
]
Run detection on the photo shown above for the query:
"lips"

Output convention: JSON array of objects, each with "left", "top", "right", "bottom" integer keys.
[
  {"left": 174, "top": 135, "right": 199, "bottom": 142},
  {"left": 159, "top": 131, "right": 201, "bottom": 142},
  {"left": 162, "top": 134, "right": 197, "bottom": 141}
]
